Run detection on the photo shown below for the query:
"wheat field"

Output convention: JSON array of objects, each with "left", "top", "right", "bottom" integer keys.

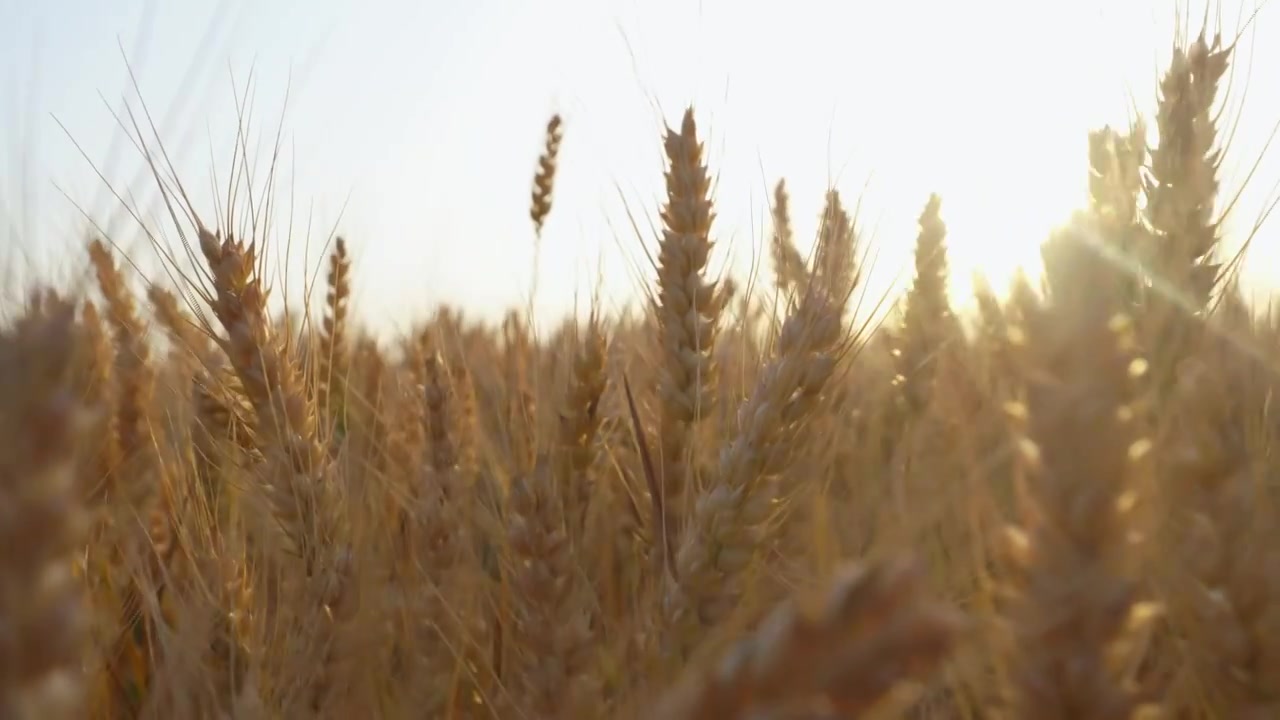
[{"left": 3, "top": 23, "right": 1280, "bottom": 720}]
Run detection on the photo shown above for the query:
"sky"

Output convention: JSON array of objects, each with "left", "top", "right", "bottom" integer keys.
[{"left": 2, "top": 0, "right": 1279, "bottom": 337}]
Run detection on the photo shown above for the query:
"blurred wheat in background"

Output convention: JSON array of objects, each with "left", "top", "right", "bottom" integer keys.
[{"left": 5, "top": 4, "right": 1280, "bottom": 719}]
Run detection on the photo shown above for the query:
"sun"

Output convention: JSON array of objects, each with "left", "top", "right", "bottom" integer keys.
[{"left": 940, "top": 172, "right": 1086, "bottom": 309}]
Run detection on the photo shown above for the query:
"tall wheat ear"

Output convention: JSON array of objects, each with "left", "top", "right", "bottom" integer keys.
[
  {"left": 998, "top": 219, "right": 1165, "bottom": 718},
  {"left": 662, "top": 282, "right": 841, "bottom": 661},
  {"left": 195, "top": 225, "right": 354, "bottom": 715},
  {"left": 654, "top": 106, "right": 724, "bottom": 548}
]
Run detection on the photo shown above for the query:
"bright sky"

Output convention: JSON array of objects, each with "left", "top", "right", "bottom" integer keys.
[{"left": 2, "top": 0, "right": 1279, "bottom": 336}]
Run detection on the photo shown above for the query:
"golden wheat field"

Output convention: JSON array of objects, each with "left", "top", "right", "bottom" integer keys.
[{"left": 8, "top": 11, "right": 1280, "bottom": 719}]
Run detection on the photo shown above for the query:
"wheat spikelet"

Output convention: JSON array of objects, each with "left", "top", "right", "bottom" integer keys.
[
  {"left": 197, "top": 227, "right": 339, "bottom": 571},
  {"left": 530, "top": 114, "right": 564, "bottom": 237},
  {"left": 148, "top": 283, "right": 212, "bottom": 366},
  {"left": 769, "top": 179, "right": 806, "bottom": 296},
  {"left": 895, "top": 194, "right": 958, "bottom": 417},
  {"left": 1145, "top": 32, "right": 1229, "bottom": 313},
  {"left": 87, "top": 239, "right": 157, "bottom": 496},
  {"left": 505, "top": 458, "right": 601, "bottom": 717},
  {"left": 318, "top": 237, "right": 352, "bottom": 433},
  {"left": 812, "top": 189, "right": 859, "bottom": 314},
  {"left": 664, "top": 286, "right": 840, "bottom": 656},
  {"left": 553, "top": 314, "right": 607, "bottom": 539},
  {"left": 1142, "top": 31, "right": 1231, "bottom": 391},
  {"left": 74, "top": 300, "right": 121, "bottom": 507},
  {"left": 654, "top": 106, "right": 724, "bottom": 548}
]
